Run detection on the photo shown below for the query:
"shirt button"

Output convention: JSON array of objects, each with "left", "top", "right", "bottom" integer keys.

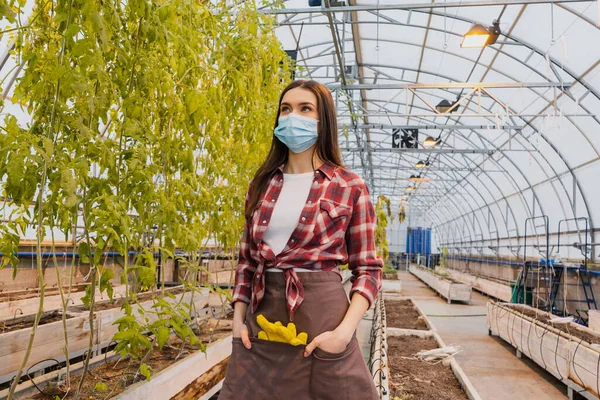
[
  {"left": 271, "top": 199, "right": 275, "bottom": 202},
  {"left": 291, "top": 239, "right": 295, "bottom": 243},
  {"left": 308, "top": 200, "right": 312, "bottom": 204},
  {"left": 301, "top": 217, "right": 306, "bottom": 221},
  {"left": 262, "top": 220, "right": 266, "bottom": 224}
]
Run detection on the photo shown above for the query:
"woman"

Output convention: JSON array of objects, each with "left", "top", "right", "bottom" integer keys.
[{"left": 219, "top": 80, "right": 382, "bottom": 400}]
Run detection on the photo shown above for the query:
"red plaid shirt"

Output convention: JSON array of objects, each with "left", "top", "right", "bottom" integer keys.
[{"left": 230, "top": 161, "right": 383, "bottom": 321}]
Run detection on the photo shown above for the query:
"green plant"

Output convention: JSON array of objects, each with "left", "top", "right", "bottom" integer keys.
[
  {"left": 375, "top": 195, "right": 392, "bottom": 263},
  {"left": 383, "top": 262, "right": 395, "bottom": 274},
  {"left": 0, "top": 0, "right": 290, "bottom": 395}
]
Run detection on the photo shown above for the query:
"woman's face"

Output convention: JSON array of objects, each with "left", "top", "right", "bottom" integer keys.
[{"left": 279, "top": 88, "right": 319, "bottom": 120}]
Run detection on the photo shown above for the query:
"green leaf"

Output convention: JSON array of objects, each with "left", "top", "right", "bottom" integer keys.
[
  {"left": 78, "top": 242, "right": 90, "bottom": 264},
  {"left": 100, "top": 268, "right": 114, "bottom": 301},
  {"left": 140, "top": 363, "right": 151, "bottom": 381},
  {"left": 156, "top": 326, "right": 169, "bottom": 349},
  {"left": 64, "top": 23, "right": 80, "bottom": 39},
  {"left": 81, "top": 284, "right": 93, "bottom": 308}
]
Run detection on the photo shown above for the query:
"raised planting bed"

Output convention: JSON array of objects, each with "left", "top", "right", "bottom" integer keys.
[
  {"left": 409, "top": 264, "right": 472, "bottom": 304},
  {"left": 0, "top": 288, "right": 209, "bottom": 386},
  {"left": 93, "top": 290, "right": 209, "bottom": 350},
  {"left": 0, "top": 284, "right": 128, "bottom": 321},
  {"left": 382, "top": 272, "right": 402, "bottom": 294},
  {"left": 114, "top": 335, "right": 231, "bottom": 400},
  {"left": 383, "top": 269, "right": 401, "bottom": 281},
  {"left": 443, "top": 269, "right": 511, "bottom": 302},
  {"left": 487, "top": 301, "right": 600, "bottom": 399},
  {"left": 372, "top": 295, "right": 481, "bottom": 400},
  {"left": 387, "top": 334, "right": 468, "bottom": 400},
  {"left": 4, "top": 311, "right": 233, "bottom": 399},
  {"left": 0, "top": 310, "right": 94, "bottom": 386},
  {"left": 384, "top": 299, "right": 429, "bottom": 331}
]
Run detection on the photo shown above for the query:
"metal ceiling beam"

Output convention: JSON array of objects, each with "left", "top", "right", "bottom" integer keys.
[
  {"left": 343, "top": 148, "right": 493, "bottom": 154},
  {"left": 371, "top": 166, "right": 505, "bottom": 173},
  {"left": 345, "top": 0, "right": 376, "bottom": 191},
  {"left": 339, "top": 113, "right": 594, "bottom": 118},
  {"left": 354, "top": 123, "right": 523, "bottom": 130},
  {"left": 260, "top": 0, "right": 592, "bottom": 14},
  {"left": 329, "top": 82, "right": 572, "bottom": 90},
  {"left": 322, "top": 0, "right": 374, "bottom": 190}
]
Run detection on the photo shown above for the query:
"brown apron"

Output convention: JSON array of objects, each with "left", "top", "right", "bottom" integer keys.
[{"left": 219, "top": 270, "right": 378, "bottom": 400}]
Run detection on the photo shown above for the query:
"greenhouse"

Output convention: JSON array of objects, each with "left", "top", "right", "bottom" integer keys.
[{"left": 0, "top": 0, "right": 599, "bottom": 399}]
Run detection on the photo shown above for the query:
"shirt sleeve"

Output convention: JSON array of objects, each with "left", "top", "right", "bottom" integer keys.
[
  {"left": 230, "top": 185, "right": 258, "bottom": 306},
  {"left": 345, "top": 179, "right": 383, "bottom": 309}
]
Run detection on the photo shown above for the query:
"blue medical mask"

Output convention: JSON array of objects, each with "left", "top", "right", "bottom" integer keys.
[{"left": 274, "top": 113, "right": 319, "bottom": 154}]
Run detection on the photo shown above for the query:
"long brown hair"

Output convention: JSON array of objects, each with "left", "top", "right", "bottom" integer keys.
[{"left": 245, "top": 80, "right": 345, "bottom": 219}]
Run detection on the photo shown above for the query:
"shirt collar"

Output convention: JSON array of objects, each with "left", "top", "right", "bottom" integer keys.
[{"left": 276, "top": 161, "right": 335, "bottom": 180}]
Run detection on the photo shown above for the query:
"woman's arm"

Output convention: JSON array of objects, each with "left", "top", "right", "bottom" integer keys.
[
  {"left": 231, "top": 187, "right": 257, "bottom": 349},
  {"left": 304, "top": 180, "right": 383, "bottom": 357}
]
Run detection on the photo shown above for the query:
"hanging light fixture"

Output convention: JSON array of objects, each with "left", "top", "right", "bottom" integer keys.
[
  {"left": 461, "top": 21, "right": 501, "bottom": 48},
  {"left": 405, "top": 185, "right": 415, "bottom": 192},
  {"left": 409, "top": 175, "right": 429, "bottom": 182},
  {"left": 415, "top": 160, "right": 430, "bottom": 168},
  {"left": 435, "top": 96, "right": 461, "bottom": 113},
  {"left": 422, "top": 136, "right": 441, "bottom": 149}
]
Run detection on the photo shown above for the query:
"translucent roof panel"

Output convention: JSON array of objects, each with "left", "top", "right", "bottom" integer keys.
[{"left": 261, "top": 0, "right": 600, "bottom": 261}]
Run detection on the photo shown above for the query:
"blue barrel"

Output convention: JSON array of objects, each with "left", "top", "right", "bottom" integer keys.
[{"left": 406, "top": 227, "right": 431, "bottom": 255}]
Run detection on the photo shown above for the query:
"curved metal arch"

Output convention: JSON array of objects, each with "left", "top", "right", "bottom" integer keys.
[
  {"left": 364, "top": 144, "right": 509, "bottom": 245},
  {"left": 298, "top": 24, "right": 600, "bottom": 241},
  {"left": 409, "top": 7, "right": 600, "bottom": 253},
  {"left": 355, "top": 97, "right": 531, "bottom": 247},
  {"left": 362, "top": 97, "right": 545, "bottom": 230},
  {"left": 277, "top": 4, "right": 598, "bottom": 256},
  {"left": 358, "top": 81, "right": 589, "bottom": 245}
]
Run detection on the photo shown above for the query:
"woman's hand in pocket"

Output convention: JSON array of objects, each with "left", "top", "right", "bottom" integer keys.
[
  {"left": 233, "top": 320, "right": 252, "bottom": 349},
  {"left": 303, "top": 328, "right": 351, "bottom": 357}
]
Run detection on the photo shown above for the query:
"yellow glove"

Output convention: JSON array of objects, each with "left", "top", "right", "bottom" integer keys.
[{"left": 256, "top": 314, "right": 308, "bottom": 346}]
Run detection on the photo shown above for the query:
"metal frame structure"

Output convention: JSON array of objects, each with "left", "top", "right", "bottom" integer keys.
[{"left": 257, "top": 0, "right": 600, "bottom": 261}]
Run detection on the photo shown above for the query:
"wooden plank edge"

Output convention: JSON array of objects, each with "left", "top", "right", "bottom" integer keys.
[
  {"left": 409, "top": 265, "right": 472, "bottom": 304},
  {"left": 112, "top": 335, "right": 232, "bottom": 400},
  {"left": 199, "top": 378, "right": 224, "bottom": 400},
  {"left": 410, "top": 298, "right": 437, "bottom": 332},
  {"left": 432, "top": 332, "right": 483, "bottom": 400},
  {"left": 445, "top": 269, "right": 511, "bottom": 303},
  {"left": 386, "top": 327, "right": 433, "bottom": 338}
]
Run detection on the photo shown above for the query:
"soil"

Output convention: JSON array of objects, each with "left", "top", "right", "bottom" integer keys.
[
  {"left": 32, "top": 311, "right": 233, "bottom": 400},
  {"left": 193, "top": 312, "right": 234, "bottom": 344},
  {"left": 0, "top": 310, "right": 72, "bottom": 334},
  {"left": 505, "top": 304, "right": 600, "bottom": 345},
  {"left": 385, "top": 300, "right": 428, "bottom": 330},
  {"left": 387, "top": 335, "right": 467, "bottom": 400},
  {"left": 383, "top": 272, "right": 399, "bottom": 280}
]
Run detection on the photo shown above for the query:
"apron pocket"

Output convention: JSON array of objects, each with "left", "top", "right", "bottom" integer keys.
[
  {"left": 220, "top": 337, "right": 312, "bottom": 400},
  {"left": 310, "top": 337, "right": 377, "bottom": 400}
]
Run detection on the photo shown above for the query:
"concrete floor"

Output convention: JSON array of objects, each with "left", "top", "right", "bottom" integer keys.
[{"left": 398, "top": 270, "right": 570, "bottom": 400}]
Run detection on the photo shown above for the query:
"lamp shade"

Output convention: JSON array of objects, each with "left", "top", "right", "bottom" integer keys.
[
  {"left": 461, "top": 24, "right": 491, "bottom": 48},
  {"left": 435, "top": 99, "right": 453, "bottom": 113},
  {"left": 415, "top": 160, "right": 430, "bottom": 168},
  {"left": 422, "top": 136, "right": 440, "bottom": 149}
]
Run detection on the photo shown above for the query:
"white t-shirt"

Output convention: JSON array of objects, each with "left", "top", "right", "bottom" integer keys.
[{"left": 263, "top": 171, "right": 313, "bottom": 264}]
